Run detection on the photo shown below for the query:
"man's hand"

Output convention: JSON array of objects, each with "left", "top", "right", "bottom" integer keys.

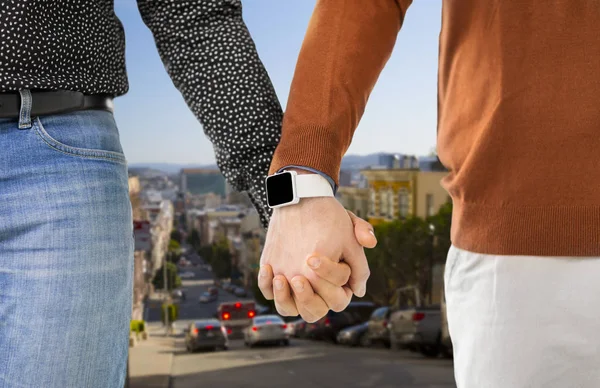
[{"left": 259, "top": 200, "right": 376, "bottom": 322}]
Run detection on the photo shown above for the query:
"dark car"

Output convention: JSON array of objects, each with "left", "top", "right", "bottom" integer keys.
[
  {"left": 172, "top": 289, "right": 186, "bottom": 302},
  {"left": 312, "top": 302, "right": 378, "bottom": 342},
  {"left": 336, "top": 322, "right": 369, "bottom": 346},
  {"left": 364, "top": 306, "right": 391, "bottom": 347},
  {"left": 208, "top": 286, "right": 218, "bottom": 296},
  {"left": 185, "top": 319, "right": 228, "bottom": 352},
  {"left": 304, "top": 320, "right": 320, "bottom": 339},
  {"left": 287, "top": 318, "right": 307, "bottom": 338},
  {"left": 233, "top": 287, "right": 247, "bottom": 297}
]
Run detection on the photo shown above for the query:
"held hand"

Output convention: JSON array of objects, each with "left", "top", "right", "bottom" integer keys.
[{"left": 259, "top": 204, "right": 376, "bottom": 322}]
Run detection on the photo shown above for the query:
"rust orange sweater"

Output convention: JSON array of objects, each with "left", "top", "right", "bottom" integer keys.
[{"left": 270, "top": 0, "right": 600, "bottom": 256}]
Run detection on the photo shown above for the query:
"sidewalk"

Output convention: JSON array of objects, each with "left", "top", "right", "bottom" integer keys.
[{"left": 128, "top": 323, "right": 176, "bottom": 388}]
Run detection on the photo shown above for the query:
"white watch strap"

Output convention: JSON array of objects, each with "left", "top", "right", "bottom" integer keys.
[{"left": 295, "top": 174, "right": 334, "bottom": 198}]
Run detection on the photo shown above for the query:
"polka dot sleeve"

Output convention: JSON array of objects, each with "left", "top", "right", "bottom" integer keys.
[{"left": 137, "top": 0, "right": 283, "bottom": 229}]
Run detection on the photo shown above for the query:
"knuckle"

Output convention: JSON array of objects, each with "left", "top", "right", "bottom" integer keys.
[
  {"left": 275, "top": 304, "right": 295, "bottom": 317},
  {"left": 359, "top": 269, "right": 371, "bottom": 282}
]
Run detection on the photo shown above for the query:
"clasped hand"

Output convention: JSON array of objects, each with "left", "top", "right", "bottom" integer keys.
[{"left": 259, "top": 197, "right": 376, "bottom": 323}]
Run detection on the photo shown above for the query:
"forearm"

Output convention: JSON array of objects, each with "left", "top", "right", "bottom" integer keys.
[
  {"left": 137, "top": 0, "right": 282, "bottom": 228},
  {"left": 270, "top": 0, "right": 411, "bottom": 184}
]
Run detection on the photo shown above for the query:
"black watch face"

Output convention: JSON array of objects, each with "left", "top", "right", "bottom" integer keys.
[{"left": 266, "top": 172, "right": 294, "bottom": 207}]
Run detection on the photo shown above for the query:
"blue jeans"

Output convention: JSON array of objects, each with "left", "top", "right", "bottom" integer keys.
[{"left": 0, "top": 91, "right": 133, "bottom": 388}]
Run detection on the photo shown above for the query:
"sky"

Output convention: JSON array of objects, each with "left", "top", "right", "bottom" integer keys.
[{"left": 114, "top": 1, "right": 442, "bottom": 165}]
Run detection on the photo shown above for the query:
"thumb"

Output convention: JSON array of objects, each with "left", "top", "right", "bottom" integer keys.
[
  {"left": 342, "top": 244, "right": 370, "bottom": 298},
  {"left": 347, "top": 210, "right": 377, "bottom": 249}
]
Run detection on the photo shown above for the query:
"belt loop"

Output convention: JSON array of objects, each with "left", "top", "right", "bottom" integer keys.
[{"left": 18, "top": 89, "right": 33, "bottom": 129}]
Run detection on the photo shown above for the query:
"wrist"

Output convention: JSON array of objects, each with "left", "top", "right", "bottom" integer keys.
[{"left": 283, "top": 167, "right": 316, "bottom": 175}]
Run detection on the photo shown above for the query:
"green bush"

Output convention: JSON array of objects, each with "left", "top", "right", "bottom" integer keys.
[
  {"left": 160, "top": 303, "right": 179, "bottom": 324},
  {"left": 130, "top": 320, "right": 146, "bottom": 334}
]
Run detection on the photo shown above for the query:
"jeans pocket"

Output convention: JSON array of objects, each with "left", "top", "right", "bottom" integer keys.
[{"left": 33, "top": 110, "right": 127, "bottom": 164}]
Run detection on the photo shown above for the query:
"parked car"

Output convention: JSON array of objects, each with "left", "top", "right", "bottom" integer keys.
[
  {"left": 233, "top": 287, "right": 247, "bottom": 297},
  {"left": 364, "top": 306, "right": 391, "bottom": 347},
  {"left": 244, "top": 315, "right": 290, "bottom": 347},
  {"left": 179, "top": 271, "right": 195, "bottom": 279},
  {"left": 304, "top": 320, "right": 320, "bottom": 339},
  {"left": 208, "top": 286, "right": 219, "bottom": 296},
  {"left": 440, "top": 285, "right": 453, "bottom": 358},
  {"left": 336, "top": 322, "right": 370, "bottom": 346},
  {"left": 311, "top": 302, "right": 378, "bottom": 342},
  {"left": 199, "top": 292, "right": 217, "bottom": 303},
  {"left": 286, "top": 318, "right": 306, "bottom": 338},
  {"left": 172, "top": 289, "right": 186, "bottom": 301},
  {"left": 388, "top": 286, "right": 445, "bottom": 358},
  {"left": 185, "top": 319, "right": 228, "bottom": 352},
  {"left": 219, "top": 301, "right": 256, "bottom": 339},
  {"left": 255, "top": 303, "right": 272, "bottom": 316}
]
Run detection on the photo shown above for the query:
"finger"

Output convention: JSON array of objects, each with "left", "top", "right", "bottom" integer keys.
[
  {"left": 347, "top": 210, "right": 377, "bottom": 249},
  {"left": 309, "top": 275, "right": 353, "bottom": 312},
  {"left": 307, "top": 255, "right": 351, "bottom": 287},
  {"left": 342, "top": 246, "right": 370, "bottom": 298},
  {"left": 257, "top": 264, "right": 274, "bottom": 300},
  {"left": 289, "top": 276, "right": 329, "bottom": 323},
  {"left": 273, "top": 275, "right": 299, "bottom": 317}
]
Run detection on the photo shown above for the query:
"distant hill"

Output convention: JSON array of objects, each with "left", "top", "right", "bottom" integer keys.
[
  {"left": 129, "top": 154, "right": 385, "bottom": 175},
  {"left": 340, "top": 153, "right": 386, "bottom": 170},
  {"left": 128, "top": 163, "right": 217, "bottom": 174}
]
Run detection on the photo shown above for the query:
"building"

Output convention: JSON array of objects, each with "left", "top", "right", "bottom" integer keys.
[
  {"left": 129, "top": 175, "right": 149, "bottom": 321},
  {"left": 361, "top": 161, "right": 449, "bottom": 226},
  {"left": 192, "top": 206, "right": 245, "bottom": 246},
  {"left": 148, "top": 200, "right": 174, "bottom": 273},
  {"left": 377, "top": 153, "right": 420, "bottom": 170},
  {"left": 339, "top": 170, "right": 353, "bottom": 187},
  {"left": 238, "top": 209, "right": 265, "bottom": 289},
  {"left": 336, "top": 187, "right": 370, "bottom": 219},
  {"left": 180, "top": 168, "right": 226, "bottom": 197},
  {"left": 185, "top": 192, "right": 222, "bottom": 210}
]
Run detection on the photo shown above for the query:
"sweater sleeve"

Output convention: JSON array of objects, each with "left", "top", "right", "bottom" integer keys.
[
  {"left": 137, "top": 0, "right": 283, "bottom": 229},
  {"left": 269, "top": 0, "right": 412, "bottom": 184}
]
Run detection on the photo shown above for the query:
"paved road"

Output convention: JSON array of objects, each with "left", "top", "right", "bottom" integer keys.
[{"left": 161, "top": 254, "right": 457, "bottom": 388}]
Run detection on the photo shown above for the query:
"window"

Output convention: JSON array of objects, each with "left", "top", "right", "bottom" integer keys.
[
  {"left": 398, "top": 189, "right": 409, "bottom": 218},
  {"left": 426, "top": 194, "right": 435, "bottom": 217},
  {"left": 371, "top": 307, "right": 389, "bottom": 320},
  {"left": 369, "top": 190, "right": 376, "bottom": 215},
  {"left": 254, "top": 316, "right": 284, "bottom": 325},
  {"left": 387, "top": 189, "right": 394, "bottom": 218},
  {"left": 380, "top": 190, "right": 388, "bottom": 217}
]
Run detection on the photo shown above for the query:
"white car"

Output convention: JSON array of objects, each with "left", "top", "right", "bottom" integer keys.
[
  {"left": 244, "top": 315, "right": 290, "bottom": 347},
  {"left": 233, "top": 287, "right": 247, "bottom": 297},
  {"left": 179, "top": 271, "right": 195, "bottom": 279},
  {"left": 199, "top": 292, "right": 217, "bottom": 303}
]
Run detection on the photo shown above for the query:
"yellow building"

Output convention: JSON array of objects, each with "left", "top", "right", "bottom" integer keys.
[
  {"left": 336, "top": 186, "right": 370, "bottom": 219},
  {"left": 360, "top": 168, "right": 449, "bottom": 226}
]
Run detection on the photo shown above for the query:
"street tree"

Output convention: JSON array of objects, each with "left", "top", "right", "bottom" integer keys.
[
  {"left": 187, "top": 228, "right": 201, "bottom": 250},
  {"left": 210, "top": 237, "right": 233, "bottom": 279},
  {"left": 152, "top": 262, "right": 182, "bottom": 291}
]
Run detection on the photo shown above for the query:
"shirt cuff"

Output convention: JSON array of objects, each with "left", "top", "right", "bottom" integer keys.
[{"left": 278, "top": 165, "right": 338, "bottom": 194}]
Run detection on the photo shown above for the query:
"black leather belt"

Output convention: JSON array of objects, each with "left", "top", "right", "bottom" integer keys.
[{"left": 0, "top": 90, "right": 114, "bottom": 118}]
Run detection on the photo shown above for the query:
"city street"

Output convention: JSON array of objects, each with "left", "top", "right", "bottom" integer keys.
[{"left": 147, "top": 253, "right": 457, "bottom": 388}]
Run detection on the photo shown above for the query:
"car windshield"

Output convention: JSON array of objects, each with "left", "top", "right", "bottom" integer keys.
[
  {"left": 202, "top": 292, "right": 211, "bottom": 297},
  {"left": 195, "top": 320, "right": 220, "bottom": 328},
  {"left": 254, "top": 316, "right": 283, "bottom": 325}
]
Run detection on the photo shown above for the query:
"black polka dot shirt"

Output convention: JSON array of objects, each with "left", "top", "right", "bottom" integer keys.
[{"left": 0, "top": 0, "right": 283, "bottom": 228}]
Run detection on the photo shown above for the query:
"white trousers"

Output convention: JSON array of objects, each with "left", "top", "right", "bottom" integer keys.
[{"left": 445, "top": 245, "right": 600, "bottom": 388}]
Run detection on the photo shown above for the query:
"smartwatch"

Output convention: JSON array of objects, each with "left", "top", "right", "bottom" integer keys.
[{"left": 265, "top": 170, "right": 334, "bottom": 209}]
